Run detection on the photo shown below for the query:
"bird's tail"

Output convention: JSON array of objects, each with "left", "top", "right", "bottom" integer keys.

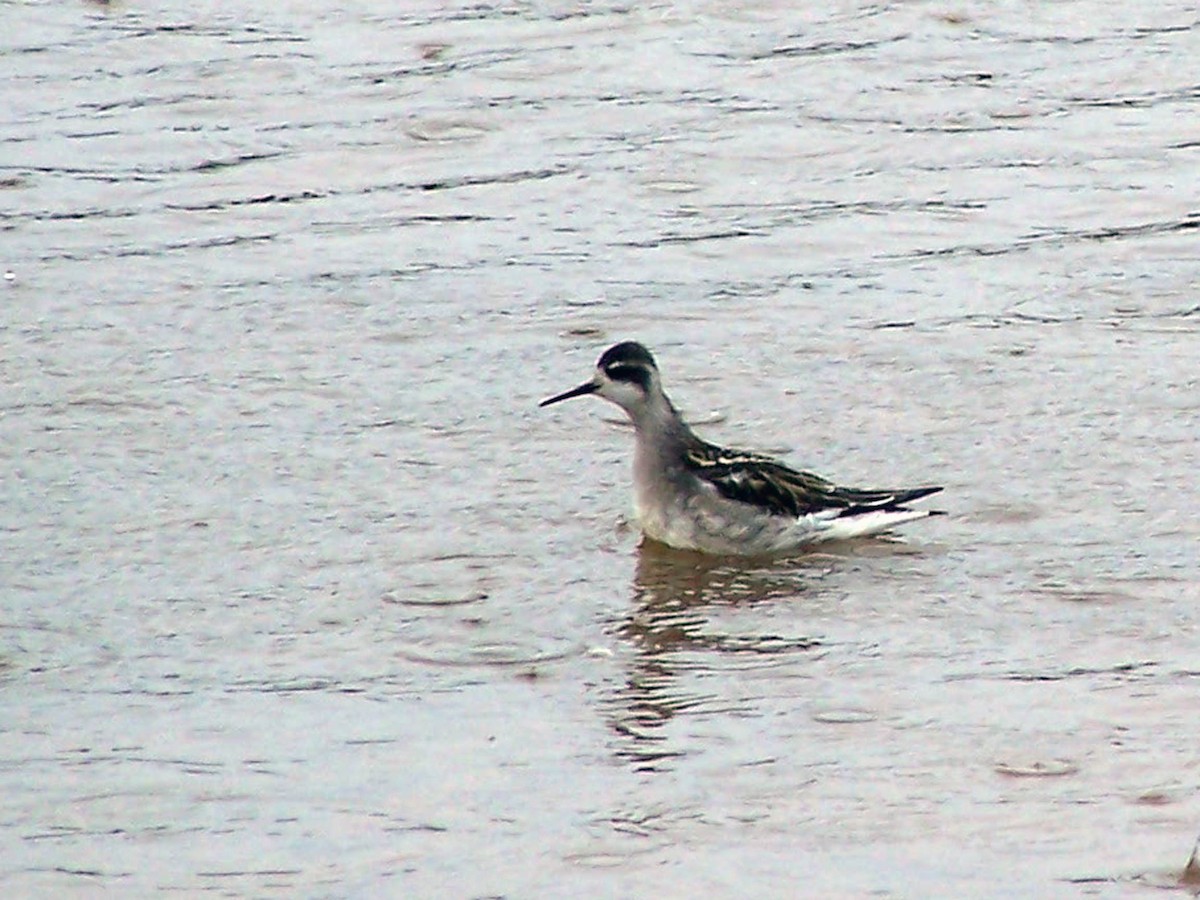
[{"left": 819, "top": 508, "right": 939, "bottom": 541}]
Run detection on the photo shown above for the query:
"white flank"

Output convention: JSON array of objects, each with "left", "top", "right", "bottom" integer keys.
[{"left": 817, "top": 509, "right": 933, "bottom": 541}]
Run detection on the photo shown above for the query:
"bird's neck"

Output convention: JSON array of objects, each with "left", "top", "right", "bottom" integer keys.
[{"left": 629, "top": 392, "right": 698, "bottom": 463}]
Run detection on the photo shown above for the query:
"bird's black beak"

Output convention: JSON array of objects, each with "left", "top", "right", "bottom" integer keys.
[{"left": 539, "top": 380, "right": 598, "bottom": 407}]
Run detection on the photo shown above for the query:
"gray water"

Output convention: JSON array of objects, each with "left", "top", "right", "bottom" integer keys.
[{"left": 2, "top": 1, "right": 1199, "bottom": 897}]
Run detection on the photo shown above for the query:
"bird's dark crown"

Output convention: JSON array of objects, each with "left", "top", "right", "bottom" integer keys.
[
  {"left": 596, "top": 342, "right": 658, "bottom": 391},
  {"left": 597, "top": 341, "right": 657, "bottom": 373}
]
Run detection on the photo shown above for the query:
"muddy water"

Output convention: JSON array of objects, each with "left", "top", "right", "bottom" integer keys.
[{"left": 3, "top": 1, "right": 1198, "bottom": 896}]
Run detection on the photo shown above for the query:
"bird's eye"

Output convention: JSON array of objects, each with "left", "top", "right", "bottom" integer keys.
[{"left": 604, "top": 364, "right": 650, "bottom": 389}]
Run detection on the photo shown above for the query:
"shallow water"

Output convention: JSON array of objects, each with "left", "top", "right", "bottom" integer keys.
[{"left": 2, "top": 1, "right": 1199, "bottom": 896}]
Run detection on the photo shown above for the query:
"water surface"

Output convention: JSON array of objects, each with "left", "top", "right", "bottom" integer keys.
[{"left": 2, "top": 1, "right": 1199, "bottom": 896}]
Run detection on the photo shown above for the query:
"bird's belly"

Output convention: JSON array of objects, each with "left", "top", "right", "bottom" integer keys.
[
  {"left": 634, "top": 482, "right": 820, "bottom": 556},
  {"left": 632, "top": 492, "right": 698, "bottom": 551}
]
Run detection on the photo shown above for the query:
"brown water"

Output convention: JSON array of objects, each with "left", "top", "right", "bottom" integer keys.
[{"left": 3, "top": 1, "right": 1199, "bottom": 897}]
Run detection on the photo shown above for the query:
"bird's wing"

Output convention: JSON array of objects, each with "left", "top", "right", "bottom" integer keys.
[{"left": 685, "top": 442, "right": 942, "bottom": 518}]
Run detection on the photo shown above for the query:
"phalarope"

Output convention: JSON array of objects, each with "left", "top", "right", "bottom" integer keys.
[{"left": 540, "top": 341, "right": 943, "bottom": 556}]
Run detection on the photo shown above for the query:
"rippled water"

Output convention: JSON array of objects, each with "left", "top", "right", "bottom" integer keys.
[{"left": 3, "top": 1, "right": 1199, "bottom": 896}]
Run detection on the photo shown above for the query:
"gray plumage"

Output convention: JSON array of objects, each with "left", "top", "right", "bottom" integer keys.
[{"left": 541, "top": 341, "right": 942, "bottom": 555}]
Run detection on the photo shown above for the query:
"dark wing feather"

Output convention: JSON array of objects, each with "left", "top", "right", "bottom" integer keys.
[{"left": 685, "top": 441, "right": 942, "bottom": 518}]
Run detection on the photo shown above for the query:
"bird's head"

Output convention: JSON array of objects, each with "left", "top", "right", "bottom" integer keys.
[{"left": 540, "top": 341, "right": 663, "bottom": 418}]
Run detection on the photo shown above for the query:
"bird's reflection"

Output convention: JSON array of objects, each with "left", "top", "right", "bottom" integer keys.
[
  {"left": 620, "top": 541, "right": 826, "bottom": 651},
  {"left": 603, "top": 541, "right": 827, "bottom": 770}
]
